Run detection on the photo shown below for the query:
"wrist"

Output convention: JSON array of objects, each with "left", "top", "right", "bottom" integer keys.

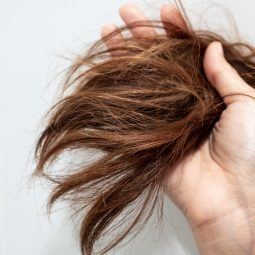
[{"left": 190, "top": 207, "right": 255, "bottom": 255}]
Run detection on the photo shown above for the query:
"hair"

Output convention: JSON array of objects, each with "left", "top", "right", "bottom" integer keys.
[{"left": 33, "top": 5, "right": 255, "bottom": 255}]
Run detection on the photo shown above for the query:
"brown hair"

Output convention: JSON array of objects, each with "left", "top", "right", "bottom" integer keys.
[{"left": 33, "top": 10, "right": 255, "bottom": 255}]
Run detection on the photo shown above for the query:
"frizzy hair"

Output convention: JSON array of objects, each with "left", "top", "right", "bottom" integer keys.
[{"left": 33, "top": 6, "right": 255, "bottom": 255}]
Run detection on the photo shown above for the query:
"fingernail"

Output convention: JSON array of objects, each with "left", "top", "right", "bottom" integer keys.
[{"left": 216, "top": 42, "right": 224, "bottom": 56}]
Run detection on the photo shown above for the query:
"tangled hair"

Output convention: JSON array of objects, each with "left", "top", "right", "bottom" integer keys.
[{"left": 34, "top": 7, "right": 255, "bottom": 255}]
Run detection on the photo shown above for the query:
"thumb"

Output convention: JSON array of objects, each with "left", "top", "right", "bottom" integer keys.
[{"left": 203, "top": 41, "right": 255, "bottom": 105}]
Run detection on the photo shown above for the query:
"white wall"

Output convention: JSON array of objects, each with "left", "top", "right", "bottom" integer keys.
[{"left": 1, "top": 1, "right": 255, "bottom": 255}]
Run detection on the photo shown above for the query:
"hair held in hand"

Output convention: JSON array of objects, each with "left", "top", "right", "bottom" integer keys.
[{"left": 34, "top": 5, "right": 255, "bottom": 255}]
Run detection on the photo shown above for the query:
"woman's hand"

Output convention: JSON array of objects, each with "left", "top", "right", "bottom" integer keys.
[{"left": 101, "top": 3, "right": 255, "bottom": 254}]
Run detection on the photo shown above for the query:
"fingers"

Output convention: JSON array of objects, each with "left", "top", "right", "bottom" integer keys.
[
  {"left": 101, "top": 3, "right": 188, "bottom": 55},
  {"left": 204, "top": 41, "right": 255, "bottom": 105},
  {"left": 119, "top": 3, "right": 157, "bottom": 38},
  {"left": 101, "top": 24, "right": 125, "bottom": 53},
  {"left": 160, "top": 4, "right": 187, "bottom": 32}
]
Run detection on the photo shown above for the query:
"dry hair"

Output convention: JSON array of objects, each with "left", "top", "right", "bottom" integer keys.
[{"left": 34, "top": 5, "right": 255, "bottom": 255}]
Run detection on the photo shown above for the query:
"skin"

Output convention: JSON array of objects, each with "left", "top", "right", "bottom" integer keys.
[{"left": 102, "top": 3, "right": 255, "bottom": 254}]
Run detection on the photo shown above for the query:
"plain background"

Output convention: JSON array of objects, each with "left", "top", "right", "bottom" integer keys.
[{"left": 1, "top": 0, "right": 255, "bottom": 254}]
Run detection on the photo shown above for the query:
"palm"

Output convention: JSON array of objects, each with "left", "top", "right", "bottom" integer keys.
[{"left": 167, "top": 99, "right": 255, "bottom": 227}]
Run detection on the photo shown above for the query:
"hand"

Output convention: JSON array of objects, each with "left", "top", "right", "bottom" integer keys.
[{"left": 101, "top": 3, "right": 255, "bottom": 254}]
